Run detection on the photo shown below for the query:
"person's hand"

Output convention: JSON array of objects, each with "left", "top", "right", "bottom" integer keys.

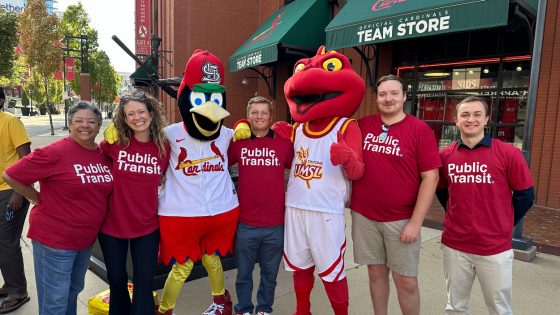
[
  {"left": 103, "top": 123, "right": 118, "bottom": 144},
  {"left": 271, "top": 121, "right": 292, "bottom": 140},
  {"left": 400, "top": 222, "right": 421, "bottom": 243},
  {"left": 330, "top": 131, "right": 353, "bottom": 166},
  {"left": 7, "top": 192, "right": 23, "bottom": 210},
  {"left": 233, "top": 122, "right": 251, "bottom": 142}
]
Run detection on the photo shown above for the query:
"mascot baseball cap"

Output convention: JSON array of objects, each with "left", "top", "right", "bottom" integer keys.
[{"left": 178, "top": 49, "right": 225, "bottom": 98}]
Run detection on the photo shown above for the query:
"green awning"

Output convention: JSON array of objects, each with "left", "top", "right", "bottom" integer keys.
[
  {"left": 130, "top": 58, "right": 157, "bottom": 87},
  {"left": 326, "top": 0, "right": 510, "bottom": 50},
  {"left": 228, "top": 0, "right": 330, "bottom": 72}
]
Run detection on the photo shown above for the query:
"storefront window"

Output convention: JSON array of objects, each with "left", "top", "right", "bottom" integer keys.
[
  {"left": 399, "top": 56, "right": 529, "bottom": 149},
  {"left": 502, "top": 60, "right": 531, "bottom": 88}
]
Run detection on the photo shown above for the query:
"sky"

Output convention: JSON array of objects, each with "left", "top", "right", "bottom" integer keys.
[{"left": 56, "top": 0, "right": 136, "bottom": 74}]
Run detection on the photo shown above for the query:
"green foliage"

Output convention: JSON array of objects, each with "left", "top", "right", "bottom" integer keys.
[
  {"left": 0, "top": 9, "right": 18, "bottom": 78},
  {"left": 0, "top": 56, "right": 30, "bottom": 87},
  {"left": 19, "top": 0, "right": 62, "bottom": 79},
  {"left": 60, "top": 3, "right": 99, "bottom": 94},
  {"left": 19, "top": 0, "right": 62, "bottom": 133},
  {"left": 90, "top": 50, "right": 121, "bottom": 104}
]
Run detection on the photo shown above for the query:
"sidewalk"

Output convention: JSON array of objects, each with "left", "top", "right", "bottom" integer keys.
[
  {"left": 4, "top": 210, "right": 560, "bottom": 315},
  {"left": 2, "top": 129, "right": 559, "bottom": 314}
]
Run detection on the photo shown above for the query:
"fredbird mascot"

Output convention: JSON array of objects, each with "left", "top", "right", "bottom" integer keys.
[
  {"left": 156, "top": 49, "right": 240, "bottom": 315},
  {"left": 274, "top": 46, "right": 366, "bottom": 315}
]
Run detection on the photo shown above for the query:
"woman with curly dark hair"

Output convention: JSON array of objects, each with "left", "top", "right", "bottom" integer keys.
[{"left": 98, "top": 91, "right": 169, "bottom": 315}]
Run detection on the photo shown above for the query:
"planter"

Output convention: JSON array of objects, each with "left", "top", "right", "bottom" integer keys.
[
  {"left": 39, "top": 107, "right": 47, "bottom": 115},
  {"left": 21, "top": 107, "right": 30, "bottom": 116}
]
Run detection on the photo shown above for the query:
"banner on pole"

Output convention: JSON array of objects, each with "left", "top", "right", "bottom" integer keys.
[{"left": 135, "top": 0, "right": 151, "bottom": 56}]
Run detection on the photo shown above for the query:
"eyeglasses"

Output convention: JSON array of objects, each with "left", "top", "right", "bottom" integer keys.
[{"left": 379, "top": 124, "right": 389, "bottom": 141}]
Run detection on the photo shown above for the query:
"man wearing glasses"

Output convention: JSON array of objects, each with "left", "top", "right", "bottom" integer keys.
[{"left": 350, "top": 75, "right": 440, "bottom": 315}]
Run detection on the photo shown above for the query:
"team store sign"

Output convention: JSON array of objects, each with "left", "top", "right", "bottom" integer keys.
[{"left": 357, "top": 10, "right": 450, "bottom": 44}]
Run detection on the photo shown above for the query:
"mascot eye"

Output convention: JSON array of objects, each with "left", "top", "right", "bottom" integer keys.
[
  {"left": 190, "top": 92, "right": 206, "bottom": 106},
  {"left": 294, "top": 63, "right": 305, "bottom": 73},
  {"left": 210, "top": 93, "right": 223, "bottom": 106},
  {"left": 322, "top": 58, "right": 343, "bottom": 72}
]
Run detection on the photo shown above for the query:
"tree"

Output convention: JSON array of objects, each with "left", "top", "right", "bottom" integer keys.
[
  {"left": 0, "top": 8, "right": 18, "bottom": 78},
  {"left": 60, "top": 3, "right": 99, "bottom": 95},
  {"left": 0, "top": 56, "right": 28, "bottom": 87},
  {"left": 90, "top": 50, "right": 120, "bottom": 105},
  {"left": 19, "top": 0, "right": 62, "bottom": 135}
]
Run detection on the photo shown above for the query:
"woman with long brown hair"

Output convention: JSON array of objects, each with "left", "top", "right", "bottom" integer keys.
[{"left": 98, "top": 92, "right": 169, "bottom": 315}]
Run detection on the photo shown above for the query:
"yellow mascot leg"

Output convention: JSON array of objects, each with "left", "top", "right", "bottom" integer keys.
[
  {"left": 158, "top": 260, "right": 194, "bottom": 312},
  {"left": 201, "top": 253, "right": 225, "bottom": 295}
]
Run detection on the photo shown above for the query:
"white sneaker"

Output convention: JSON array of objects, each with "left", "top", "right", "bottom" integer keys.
[
  {"left": 202, "top": 302, "right": 225, "bottom": 315},
  {"left": 256, "top": 312, "right": 271, "bottom": 315}
]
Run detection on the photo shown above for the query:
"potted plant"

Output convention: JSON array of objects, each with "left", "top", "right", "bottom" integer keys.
[{"left": 38, "top": 103, "right": 47, "bottom": 115}]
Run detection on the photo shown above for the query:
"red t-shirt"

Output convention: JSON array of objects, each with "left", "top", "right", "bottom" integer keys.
[
  {"left": 351, "top": 114, "right": 440, "bottom": 221},
  {"left": 228, "top": 133, "right": 293, "bottom": 227},
  {"left": 439, "top": 139, "right": 533, "bottom": 255},
  {"left": 100, "top": 138, "right": 169, "bottom": 238},
  {"left": 5, "top": 137, "right": 113, "bottom": 250}
]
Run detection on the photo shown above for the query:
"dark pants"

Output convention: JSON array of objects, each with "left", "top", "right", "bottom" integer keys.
[
  {"left": 98, "top": 229, "right": 159, "bottom": 315},
  {"left": 0, "top": 189, "right": 30, "bottom": 295},
  {"left": 234, "top": 223, "right": 284, "bottom": 314}
]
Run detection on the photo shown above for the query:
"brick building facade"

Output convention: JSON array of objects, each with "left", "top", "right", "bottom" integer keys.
[{"left": 145, "top": 0, "right": 558, "bottom": 246}]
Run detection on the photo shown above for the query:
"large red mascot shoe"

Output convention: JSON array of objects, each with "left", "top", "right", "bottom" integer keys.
[{"left": 202, "top": 290, "right": 233, "bottom": 315}]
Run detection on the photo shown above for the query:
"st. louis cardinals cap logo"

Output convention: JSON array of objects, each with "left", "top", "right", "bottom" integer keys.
[{"left": 201, "top": 62, "right": 221, "bottom": 84}]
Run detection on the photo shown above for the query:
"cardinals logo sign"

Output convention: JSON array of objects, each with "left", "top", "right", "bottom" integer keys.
[
  {"left": 175, "top": 141, "right": 225, "bottom": 176},
  {"left": 293, "top": 146, "right": 323, "bottom": 189}
]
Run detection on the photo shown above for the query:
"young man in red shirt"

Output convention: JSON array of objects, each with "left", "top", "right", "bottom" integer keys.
[
  {"left": 437, "top": 96, "right": 534, "bottom": 315},
  {"left": 228, "top": 96, "right": 293, "bottom": 315},
  {"left": 351, "top": 75, "right": 440, "bottom": 315}
]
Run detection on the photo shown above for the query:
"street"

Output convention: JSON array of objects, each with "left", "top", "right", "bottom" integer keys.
[{"left": 17, "top": 113, "right": 111, "bottom": 137}]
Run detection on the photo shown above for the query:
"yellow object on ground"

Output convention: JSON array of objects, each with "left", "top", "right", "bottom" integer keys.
[{"left": 87, "top": 283, "right": 158, "bottom": 315}]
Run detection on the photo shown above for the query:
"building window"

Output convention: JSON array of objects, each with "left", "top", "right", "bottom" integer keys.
[{"left": 397, "top": 56, "right": 530, "bottom": 149}]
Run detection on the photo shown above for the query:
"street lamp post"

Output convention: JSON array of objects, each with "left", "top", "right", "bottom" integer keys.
[{"left": 29, "top": 89, "right": 34, "bottom": 115}]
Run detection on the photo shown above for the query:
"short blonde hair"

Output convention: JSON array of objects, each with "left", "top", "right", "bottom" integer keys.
[{"left": 246, "top": 96, "right": 273, "bottom": 115}]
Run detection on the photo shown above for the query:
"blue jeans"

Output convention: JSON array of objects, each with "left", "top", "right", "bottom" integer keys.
[
  {"left": 32, "top": 240, "right": 92, "bottom": 315},
  {"left": 98, "top": 230, "right": 159, "bottom": 315},
  {"left": 234, "top": 223, "right": 283, "bottom": 314}
]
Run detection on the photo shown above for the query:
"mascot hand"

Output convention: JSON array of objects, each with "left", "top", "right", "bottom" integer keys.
[
  {"left": 330, "top": 131, "right": 354, "bottom": 166},
  {"left": 272, "top": 121, "right": 293, "bottom": 140},
  {"left": 233, "top": 119, "right": 251, "bottom": 142},
  {"left": 103, "top": 123, "right": 118, "bottom": 144}
]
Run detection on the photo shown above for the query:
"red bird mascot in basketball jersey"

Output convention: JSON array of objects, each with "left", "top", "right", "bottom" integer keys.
[{"left": 275, "top": 46, "right": 366, "bottom": 315}]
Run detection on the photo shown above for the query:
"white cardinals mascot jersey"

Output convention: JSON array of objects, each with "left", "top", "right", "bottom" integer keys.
[{"left": 158, "top": 123, "right": 238, "bottom": 217}]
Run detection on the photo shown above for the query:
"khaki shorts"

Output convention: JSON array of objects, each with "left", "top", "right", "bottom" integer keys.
[{"left": 351, "top": 210, "right": 420, "bottom": 276}]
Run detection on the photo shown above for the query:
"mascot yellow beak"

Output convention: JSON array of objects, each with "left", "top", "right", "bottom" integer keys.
[{"left": 190, "top": 102, "right": 230, "bottom": 123}]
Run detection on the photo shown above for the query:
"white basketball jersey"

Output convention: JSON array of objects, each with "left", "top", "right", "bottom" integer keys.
[{"left": 286, "top": 118, "right": 351, "bottom": 214}]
